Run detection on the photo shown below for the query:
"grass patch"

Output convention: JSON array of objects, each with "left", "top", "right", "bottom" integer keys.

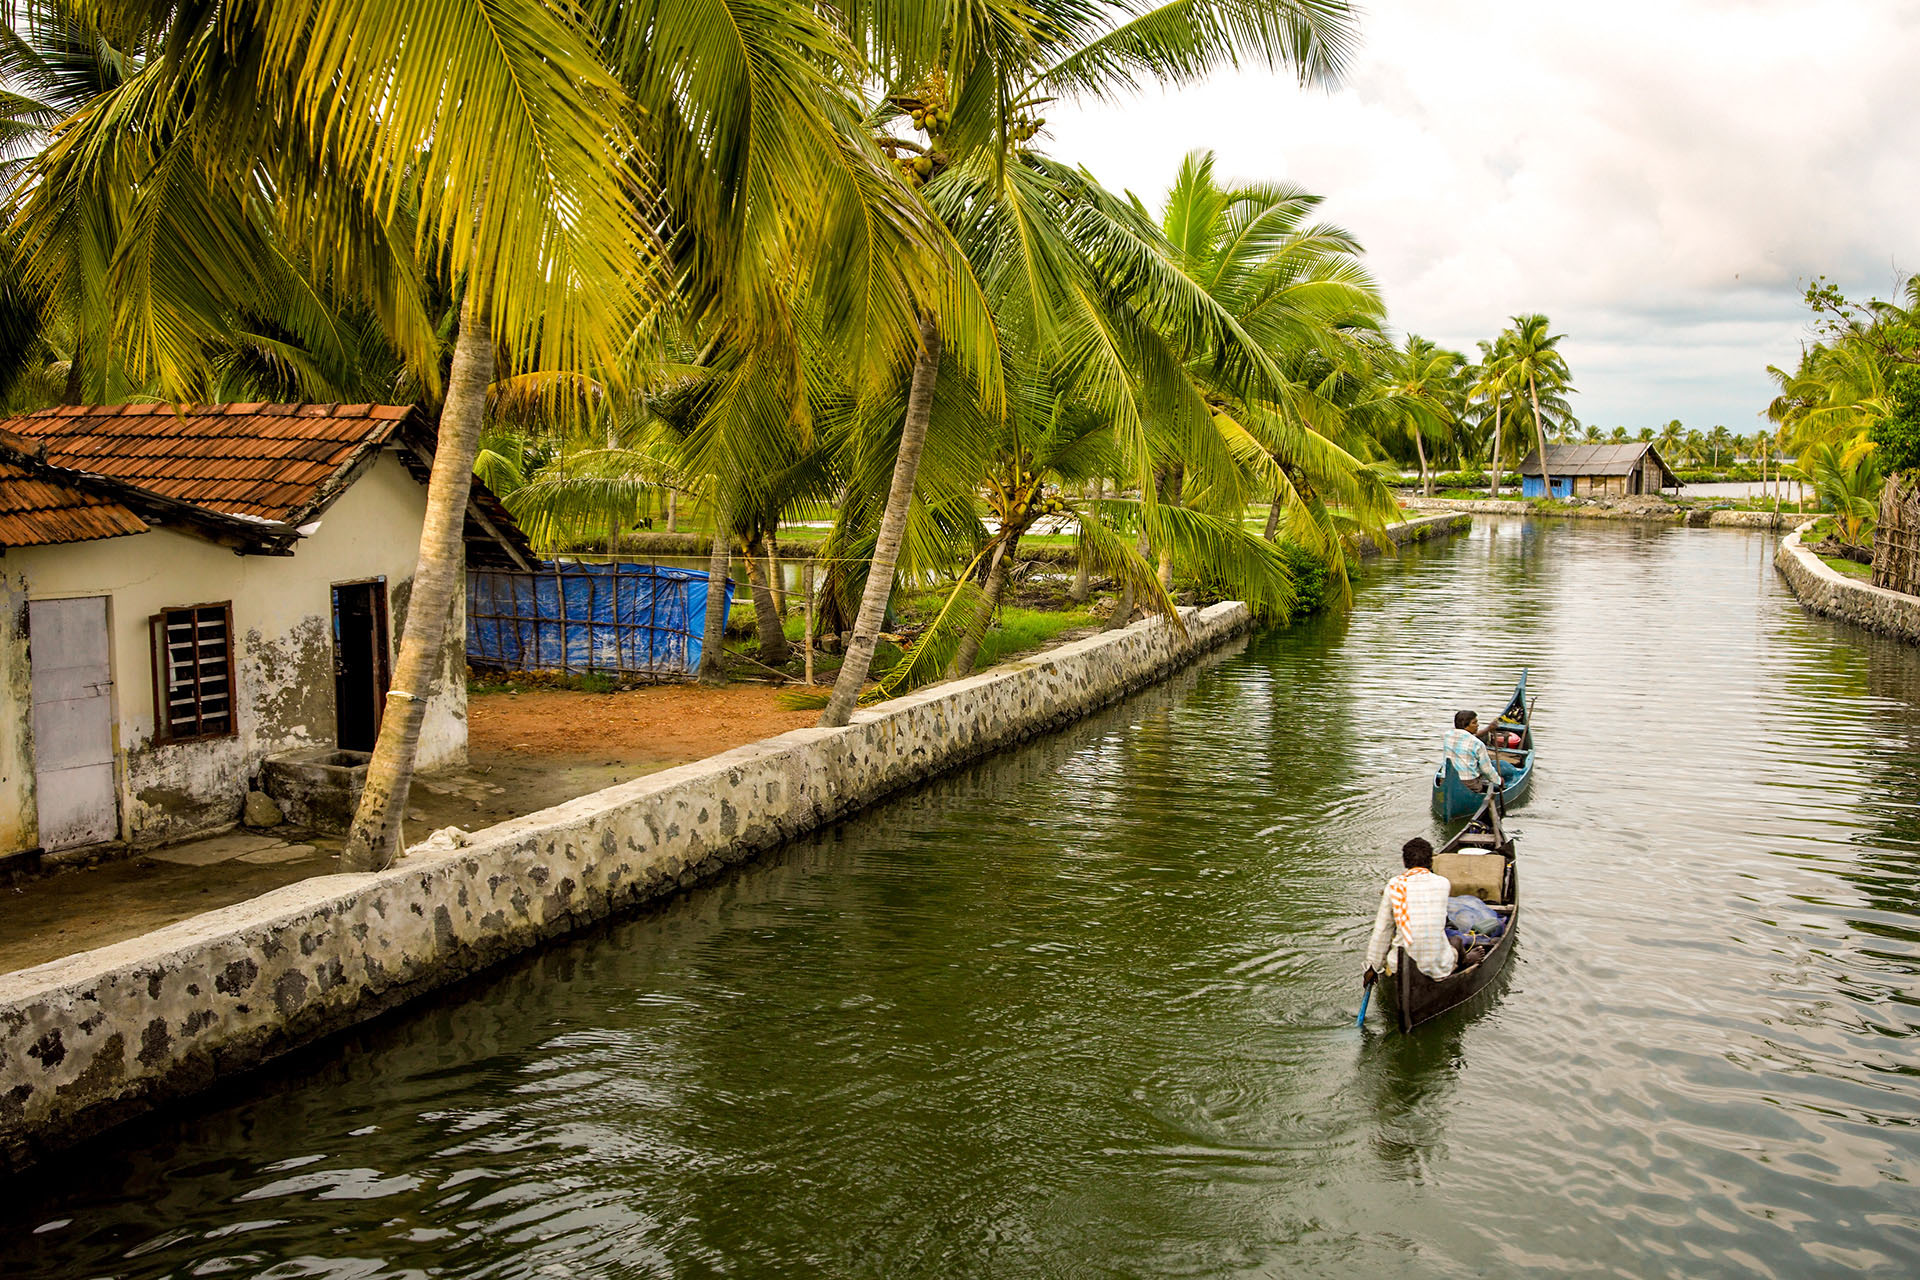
[
  {"left": 972, "top": 606, "right": 1096, "bottom": 667},
  {"left": 469, "top": 671, "right": 620, "bottom": 696},
  {"left": 1819, "top": 554, "right": 1873, "bottom": 579}
]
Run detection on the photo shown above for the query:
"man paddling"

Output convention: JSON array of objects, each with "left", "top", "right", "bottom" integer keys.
[
  {"left": 1443, "top": 709, "right": 1504, "bottom": 793},
  {"left": 1363, "top": 837, "right": 1457, "bottom": 988}
]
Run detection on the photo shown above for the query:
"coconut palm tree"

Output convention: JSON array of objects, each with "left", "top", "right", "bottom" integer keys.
[
  {"left": 8, "top": 0, "right": 661, "bottom": 870},
  {"left": 1503, "top": 313, "right": 1574, "bottom": 498},
  {"left": 1469, "top": 337, "right": 1516, "bottom": 496},
  {"left": 1706, "top": 424, "right": 1734, "bottom": 468},
  {"left": 1375, "top": 334, "right": 1462, "bottom": 497},
  {"left": 812, "top": 0, "right": 1365, "bottom": 728},
  {"left": 1656, "top": 419, "right": 1686, "bottom": 460},
  {"left": 1153, "top": 150, "right": 1395, "bottom": 597},
  {"left": 1793, "top": 438, "right": 1885, "bottom": 545}
]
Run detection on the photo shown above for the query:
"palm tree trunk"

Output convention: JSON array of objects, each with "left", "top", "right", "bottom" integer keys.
[
  {"left": 1111, "top": 520, "right": 1149, "bottom": 628},
  {"left": 1413, "top": 428, "right": 1431, "bottom": 498},
  {"left": 666, "top": 489, "right": 678, "bottom": 532},
  {"left": 819, "top": 313, "right": 940, "bottom": 727},
  {"left": 697, "top": 514, "right": 732, "bottom": 684},
  {"left": 744, "top": 532, "right": 789, "bottom": 665},
  {"left": 341, "top": 288, "right": 492, "bottom": 873},
  {"left": 1156, "top": 462, "right": 1181, "bottom": 589},
  {"left": 1070, "top": 479, "right": 1098, "bottom": 603},
  {"left": 1262, "top": 499, "right": 1282, "bottom": 541},
  {"left": 950, "top": 534, "right": 1017, "bottom": 677},
  {"left": 767, "top": 528, "right": 786, "bottom": 617},
  {"left": 1487, "top": 402, "right": 1504, "bottom": 498},
  {"left": 1529, "top": 376, "right": 1552, "bottom": 499}
]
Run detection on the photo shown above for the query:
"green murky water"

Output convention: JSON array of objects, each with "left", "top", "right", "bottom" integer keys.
[{"left": 5, "top": 519, "right": 1919, "bottom": 1277}]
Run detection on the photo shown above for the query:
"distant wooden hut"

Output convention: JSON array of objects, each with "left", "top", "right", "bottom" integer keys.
[{"left": 1518, "top": 443, "right": 1681, "bottom": 499}]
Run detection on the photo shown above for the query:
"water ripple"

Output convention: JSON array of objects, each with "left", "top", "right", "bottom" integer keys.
[{"left": 4, "top": 520, "right": 1920, "bottom": 1278}]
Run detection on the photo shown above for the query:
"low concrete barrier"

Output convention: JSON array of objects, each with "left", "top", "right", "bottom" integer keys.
[
  {"left": 1775, "top": 523, "right": 1920, "bottom": 645},
  {"left": 0, "top": 603, "right": 1252, "bottom": 1173},
  {"left": 1360, "top": 512, "right": 1470, "bottom": 555},
  {"left": 1707, "top": 509, "right": 1790, "bottom": 529}
]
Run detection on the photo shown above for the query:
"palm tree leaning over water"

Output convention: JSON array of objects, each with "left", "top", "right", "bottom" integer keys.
[
  {"left": 1155, "top": 149, "right": 1395, "bottom": 599},
  {"left": 813, "top": 0, "right": 1366, "bottom": 728}
]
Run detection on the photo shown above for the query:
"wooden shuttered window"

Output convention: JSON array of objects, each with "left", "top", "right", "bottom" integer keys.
[{"left": 149, "top": 603, "right": 237, "bottom": 741}]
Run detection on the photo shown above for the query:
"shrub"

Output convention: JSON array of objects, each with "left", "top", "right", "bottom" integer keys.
[
  {"left": 1276, "top": 540, "right": 1331, "bottom": 619},
  {"left": 1873, "top": 364, "right": 1920, "bottom": 475}
]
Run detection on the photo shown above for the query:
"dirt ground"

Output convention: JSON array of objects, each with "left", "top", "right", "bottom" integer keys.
[
  {"left": 405, "top": 684, "right": 820, "bottom": 834},
  {"left": 0, "top": 684, "right": 819, "bottom": 975},
  {"left": 470, "top": 683, "right": 818, "bottom": 760}
]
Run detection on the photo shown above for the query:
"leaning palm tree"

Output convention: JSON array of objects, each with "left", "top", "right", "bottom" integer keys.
[
  {"left": 813, "top": 0, "right": 1365, "bottom": 728},
  {"left": 1155, "top": 149, "right": 1396, "bottom": 596},
  {"left": 9, "top": 0, "right": 662, "bottom": 871}
]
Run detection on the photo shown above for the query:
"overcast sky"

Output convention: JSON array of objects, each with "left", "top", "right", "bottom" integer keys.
[{"left": 1046, "top": 0, "right": 1920, "bottom": 432}]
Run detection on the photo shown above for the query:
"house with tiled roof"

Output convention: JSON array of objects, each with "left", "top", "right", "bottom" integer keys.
[{"left": 0, "top": 403, "right": 531, "bottom": 862}]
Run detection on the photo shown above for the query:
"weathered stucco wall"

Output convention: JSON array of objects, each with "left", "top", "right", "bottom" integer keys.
[
  {"left": 1775, "top": 522, "right": 1920, "bottom": 645},
  {"left": 0, "top": 568, "right": 35, "bottom": 855},
  {"left": 1, "top": 451, "right": 465, "bottom": 856},
  {"left": 0, "top": 602, "right": 1251, "bottom": 1172}
]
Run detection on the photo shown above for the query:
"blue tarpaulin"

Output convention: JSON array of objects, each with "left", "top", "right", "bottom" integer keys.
[{"left": 466, "top": 561, "right": 734, "bottom": 678}]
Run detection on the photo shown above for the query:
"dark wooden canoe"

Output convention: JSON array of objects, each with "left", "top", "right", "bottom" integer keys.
[
  {"left": 1384, "top": 791, "right": 1519, "bottom": 1032},
  {"left": 1432, "top": 669, "right": 1536, "bottom": 821}
]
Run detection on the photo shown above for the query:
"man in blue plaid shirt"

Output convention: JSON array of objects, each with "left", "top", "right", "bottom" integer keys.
[{"left": 1443, "top": 709, "right": 1503, "bottom": 792}]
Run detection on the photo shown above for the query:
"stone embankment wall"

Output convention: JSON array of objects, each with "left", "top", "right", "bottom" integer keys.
[
  {"left": 0, "top": 602, "right": 1256, "bottom": 1174},
  {"left": 1775, "top": 523, "right": 1920, "bottom": 645},
  {"left": 1402, "top": 496, "right": 1790, "bottom": 529},
  {"left": 1359, "top": 512, "right": 1471, "bottom": 554}
]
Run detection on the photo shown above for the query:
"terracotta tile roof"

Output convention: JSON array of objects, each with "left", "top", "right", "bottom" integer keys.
[
  {"left": 0, "top": 402, "right": 413, "bottom": 524},
  {"left": 0, "top": 428, "right": 150, "bottom": 548}
]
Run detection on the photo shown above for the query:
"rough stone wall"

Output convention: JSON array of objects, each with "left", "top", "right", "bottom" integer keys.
[
  {"left": 0, "top": 602, "right": 1252, "bottom": 1173},
  {"left": 1775, "top": 523, "right": 1920, "bottom": 646},
  {"left": 1706, "top": 509, "right": 1791, "bottom": 529},
  {"left": 1358, "top": 512, "right": 1470, "bottom": 556}
]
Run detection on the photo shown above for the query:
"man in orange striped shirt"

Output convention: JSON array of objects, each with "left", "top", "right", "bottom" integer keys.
[{"left": 1364, "top": 837, "right": 1457, "bottom": 986}]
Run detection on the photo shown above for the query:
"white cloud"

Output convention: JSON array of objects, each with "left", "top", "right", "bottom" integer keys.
[{"left": 1044, "top": 0, "right": 1920, "bottom": 429}]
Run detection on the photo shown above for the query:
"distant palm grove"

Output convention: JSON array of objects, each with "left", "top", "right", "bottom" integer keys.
[{"left": 2, "top": 0, "right": 1908, "bottom": 867}]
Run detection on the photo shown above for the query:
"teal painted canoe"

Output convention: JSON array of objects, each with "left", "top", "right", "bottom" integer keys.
[{"left": 1431, "top": 670, "right": 1536, "bottom": 822}]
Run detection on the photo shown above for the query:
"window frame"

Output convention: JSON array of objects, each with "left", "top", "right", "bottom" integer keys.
[{"left": 149, "top": 601, "right": 239, "bottom": 743}]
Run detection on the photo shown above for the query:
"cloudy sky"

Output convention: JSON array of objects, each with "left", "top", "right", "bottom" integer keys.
[{"left": 1046, "top": 0, "right": 1920, "bottom": 431}]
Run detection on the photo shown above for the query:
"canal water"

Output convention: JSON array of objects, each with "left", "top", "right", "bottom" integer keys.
[{"left": 7, "top": 519, "right": 1919, "bottom": 1278}]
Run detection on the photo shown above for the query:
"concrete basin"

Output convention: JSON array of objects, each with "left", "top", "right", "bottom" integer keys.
[{"left": 261, "top": 747, "right": 371, "bottom": 833}]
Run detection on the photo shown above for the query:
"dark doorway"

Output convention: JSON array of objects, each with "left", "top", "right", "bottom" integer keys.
[{"left": 331, "top": 579, "right": 391, "bottom": 752}]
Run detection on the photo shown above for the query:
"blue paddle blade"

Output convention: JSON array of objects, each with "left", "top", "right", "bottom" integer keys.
[{"left": 1356, "top": 986, "right": 1371, "bottom": 1027}]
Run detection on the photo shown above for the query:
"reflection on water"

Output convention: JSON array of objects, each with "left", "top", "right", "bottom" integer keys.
[{"left": 5, "top": 519, "right": 1920, "bottom": 1278}]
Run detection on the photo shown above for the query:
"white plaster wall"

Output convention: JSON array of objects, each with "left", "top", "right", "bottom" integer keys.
[{"left": 0, "top": 450, "right": 467, "bottom": 853}]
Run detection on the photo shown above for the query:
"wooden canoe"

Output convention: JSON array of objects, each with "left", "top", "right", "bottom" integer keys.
[
  {"left": 1384, "top": 791, "right": 1519, "bottom": 1032},
  {"left": 1431, "top": 669, "right": 1536, "bottom": 821}
]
